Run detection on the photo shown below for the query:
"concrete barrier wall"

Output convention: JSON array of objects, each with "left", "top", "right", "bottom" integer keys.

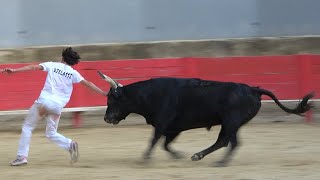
[{"left": 1, "top": 37, "right": 320, "bottom": 64}]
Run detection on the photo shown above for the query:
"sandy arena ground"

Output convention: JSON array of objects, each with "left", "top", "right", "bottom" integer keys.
[{"left": 0, "top": 111, "right": 320, "bottom": 180}]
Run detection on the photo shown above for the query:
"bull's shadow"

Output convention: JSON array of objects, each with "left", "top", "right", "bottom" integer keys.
[{"left": 97, "top": 71, "right": 314, "bottom": 167}]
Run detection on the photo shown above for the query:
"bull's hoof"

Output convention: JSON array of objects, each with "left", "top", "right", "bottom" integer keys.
[
  {"left": 214, "top": 160, "right": 228, "bottom": 167},
  {"left": 191, "top": 153, "right": 204, "bottom": 161},
  {"left": 143, "top": 152, "right": 152, "bottom": 160},
  {"left": 143, "top": 155, "right": 151, "bottom": 160},
  {"left": 170, "top": 152, "right": 185, "bottom": 159}
]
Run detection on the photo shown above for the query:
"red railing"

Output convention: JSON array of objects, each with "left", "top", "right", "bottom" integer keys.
[{"left": 0, "top": 55, "right": 318, "bottom": 124}]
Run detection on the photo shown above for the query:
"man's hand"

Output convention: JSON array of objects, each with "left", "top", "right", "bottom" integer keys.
[
  {"left": 80, "top": 79, "right": 108, "bottom": 97},
  {"left": 1, "top": 68, "right": 15, "bottom": 74},
  {"left": 103, "top": 91, "right": 108, "bottom": 96}
]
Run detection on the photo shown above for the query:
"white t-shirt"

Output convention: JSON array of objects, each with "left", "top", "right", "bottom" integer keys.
[{"left": 36, "top": 61, "right": 84, "bottom": 107}]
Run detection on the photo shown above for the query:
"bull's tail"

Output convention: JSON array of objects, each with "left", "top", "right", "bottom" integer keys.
[{"left": 253, "top": 87, "right": 315, "bottom": 116}]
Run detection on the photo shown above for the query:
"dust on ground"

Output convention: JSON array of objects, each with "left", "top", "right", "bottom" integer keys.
[{"left": 0, "top": 121, "right": 320, "bottom": 180}]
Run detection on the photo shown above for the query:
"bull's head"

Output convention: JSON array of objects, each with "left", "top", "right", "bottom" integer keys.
[{"left": 97, "top": 71, "right": 130, "bottom": 125}]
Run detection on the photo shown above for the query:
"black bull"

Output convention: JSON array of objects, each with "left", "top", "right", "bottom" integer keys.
[{"left": 99, "top": 71, "right": 314, "bottom": 166}]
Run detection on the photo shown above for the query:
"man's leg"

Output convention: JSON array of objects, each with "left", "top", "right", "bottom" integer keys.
[
  {"left": 11, "top": 103, "right": 41, "bottom": 166},
  {"left": 45, "top": 114, "right": 79, "bottom": 164}
]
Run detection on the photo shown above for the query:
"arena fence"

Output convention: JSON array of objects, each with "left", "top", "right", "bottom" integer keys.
[{"left": 0, "top": 54, "right": 318, "bottom": 126}]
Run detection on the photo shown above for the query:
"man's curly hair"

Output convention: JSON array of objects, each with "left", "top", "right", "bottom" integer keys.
[{"left": 62, "top": 47, "right": 80, "bottom": 66}]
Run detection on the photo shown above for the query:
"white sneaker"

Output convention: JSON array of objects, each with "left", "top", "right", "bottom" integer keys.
[
  {"left": 10, "top": 156, "right": 28, "bottom": 166},
  {"left": 69, "top": 141, "right": 79, "bottom": 165}
]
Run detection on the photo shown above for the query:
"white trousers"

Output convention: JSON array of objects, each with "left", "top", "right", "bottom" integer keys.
[{"left": 17, "top": 103, "right": 72, "bottom": 157}]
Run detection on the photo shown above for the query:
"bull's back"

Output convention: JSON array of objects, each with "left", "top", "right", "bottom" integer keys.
[
  {"left": 126, "top": 77, "right": 205, "bottom": 113},
  {"left": 137, "top": 77, "right": 204, "bottom": 102}
]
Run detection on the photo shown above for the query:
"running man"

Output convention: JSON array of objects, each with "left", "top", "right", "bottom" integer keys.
[{"left": 1, "top": 47, "right": 107, "bottom": 166}]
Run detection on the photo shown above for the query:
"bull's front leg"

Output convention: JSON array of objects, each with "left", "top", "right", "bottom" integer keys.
[
  {"left": 144, "top": 103, "right": 176, "bottom": 160},
  {"left": 143, "top": 128, "right": 162, "bottom": 159}
]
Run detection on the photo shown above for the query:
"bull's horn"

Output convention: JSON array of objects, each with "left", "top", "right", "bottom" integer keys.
[{"left": 97, "top": 71, "right": 118, "bottom": 88}]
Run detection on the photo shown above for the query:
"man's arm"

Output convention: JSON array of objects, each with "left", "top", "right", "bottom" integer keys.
[
  {"left": 80, "top": 79, "right": 107, "bottom": 96},
  {"left": 1, "top": 64, "right": 43, "bottom": 74}
]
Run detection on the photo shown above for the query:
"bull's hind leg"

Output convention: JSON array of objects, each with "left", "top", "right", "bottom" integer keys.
[
  {"left": 163, "top": 132, "right": 184, "bottom": 159},
  {"left": 215, "top": 112, "right": 242, "bottom": 167},
  {"left": 191, "top": 127, "right": 228, "bottom": 161},
  {"left": 215, "top": 132, "right": 239, "bottom": 167}
]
